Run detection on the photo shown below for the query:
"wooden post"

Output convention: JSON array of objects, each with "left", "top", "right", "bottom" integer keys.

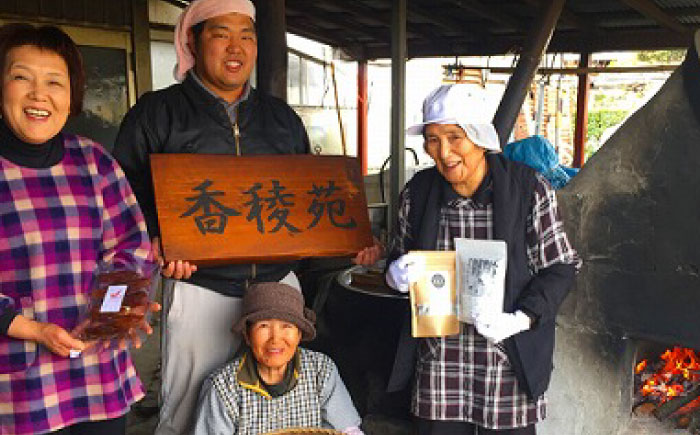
[
  {"left": 389, "top": 0, "right": 407, "bottom": 236},
  {"left": 492, "top": 0, "right": 565, "bottom": 146},
  {"left": 131, "top": 0, "right": 152, "bottom": 98},
  {"left": 253, "top": 0, "right": 287, "bottom": 100},
  {"left": 357, "top": 60, "right": 368, "bottom": 176},
  {"left": 573, "top": 52, "right": 591, "bottom": 168}
]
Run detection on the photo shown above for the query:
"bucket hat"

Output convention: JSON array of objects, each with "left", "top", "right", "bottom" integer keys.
[{"left": 233, "top": 282, "right": 316, "bottom": 341}]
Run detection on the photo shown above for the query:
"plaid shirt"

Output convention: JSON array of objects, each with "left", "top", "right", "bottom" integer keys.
[
  {"left": 391, "top": 171, "right": 580, "bottom": 429},
  {"left": 0, "top": 134, "right": 151, "bottom": 434}
]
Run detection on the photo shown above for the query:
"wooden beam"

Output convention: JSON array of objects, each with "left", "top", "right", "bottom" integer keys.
[
  {"left": 408, "top": 3, "right": 470, "bottom": 35},
  {"left": 299, "top": 10, "right": 389, "bottom": 43},
  {"left": 286, "top": 19, "right": 345, "bottom": 47},
  {"left": 620, "top": 0, "right": 690, "bottom": 35},
  {"left": 408, "top": 2, "right": 496, "bottom": 41},
  {"left": 361, "top": 27, "right": 692, "bottom": 59},
  {"left": 254, "top": 0, "right": 287, "bottom": 100},
  {"left": 445, "top": 64, "right": 680, "bottom": 75},
  {"left": 445, "top": 0, "right": 524, "bottom": 31},
  {"left": 547, "top": 28, "right": 692, "bottom": 52},
  {"left": 286, "top": 1, "right": 423, "bottom": 41},
  {"left": 287, "top": 0, "right": 390, "bottom": 29},
  {"left": 493, "top": 0, "right": 566, "bottom": 146},
  {"left": 389, "top": 0, "right": 406, "bottom": 236},
  {"left": 131, "top": 0, "right": 152, "bottom": 98},
  {"left": 521, "top": 0, "right": 600, "bottom": 34},
  {"left": 573, "top": 52, "right": 590, "bottom": 168}
]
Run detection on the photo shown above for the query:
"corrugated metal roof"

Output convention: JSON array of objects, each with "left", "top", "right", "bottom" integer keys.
[
  {"left": 656, "top": 0, "right": 700, "bottom": 8},
  {"left": 168, "top": 0, "right": 700, "bottom": 59},
  {"left": 679, "top": 15, "right": 700, "bottom": 24}
]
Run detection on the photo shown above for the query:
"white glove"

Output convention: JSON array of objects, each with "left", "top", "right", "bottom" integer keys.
[
  {"left": 342, "top": 426, "right": 365, "bottom": 435},
  {"left": 474, "top": 310, "right": 531, "bottom": 343},
  {"left": 385, "top": 254, "right": 424, "bottom": 293}
]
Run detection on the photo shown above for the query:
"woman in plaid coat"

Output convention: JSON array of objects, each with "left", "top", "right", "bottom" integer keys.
[
  {"left": 385, "top": 85, "right": 581, "bottom": 435},
  {"left": 0, "top": 24, "right": 155, "bottom": 434}
]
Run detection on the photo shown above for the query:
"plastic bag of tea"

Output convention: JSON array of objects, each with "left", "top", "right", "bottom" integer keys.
[
  {"left": 407, "top": 251, "right": 460, "bottom": 338},
  {"left": 75, "top": 262, "right": 160, "bottom": 342},
  {"left": 455, "top": 238, "right": 507, "bottom": 324}
]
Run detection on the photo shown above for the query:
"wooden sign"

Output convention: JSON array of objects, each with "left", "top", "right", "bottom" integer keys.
[{"left": 150, "top": 154, "right": 373, "bottom": 266}]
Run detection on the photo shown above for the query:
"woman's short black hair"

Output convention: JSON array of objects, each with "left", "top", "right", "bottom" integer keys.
[{"left": 0, "top": 23, "right": 85, "bottom": 116}]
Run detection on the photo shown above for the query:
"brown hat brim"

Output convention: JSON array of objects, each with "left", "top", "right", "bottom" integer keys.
[{"left": 233, "top": 309, "right": 316, "bottom": 341}]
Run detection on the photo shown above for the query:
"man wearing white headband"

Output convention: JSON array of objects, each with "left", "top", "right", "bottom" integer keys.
[
  {"left": 385, "top": 84, "right": 581, "bottom": 434},
  {"left": 112, "top": 1, "right": 311, "bottom": 433}
]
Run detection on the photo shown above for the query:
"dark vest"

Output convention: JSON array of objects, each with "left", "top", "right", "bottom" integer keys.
[{"left": 387, "top": 153, "right": 575, "bottom": 399}]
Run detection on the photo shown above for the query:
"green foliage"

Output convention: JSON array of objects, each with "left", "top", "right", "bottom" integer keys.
[
  {"left": 636, "top": 50, "right": 685, "bottom": 64},
  {"left": 587, "top": 110, "right": 627, "bottom": 142},
  {"left": 573, "top": 110, "right": 629, "bottom": 159}
]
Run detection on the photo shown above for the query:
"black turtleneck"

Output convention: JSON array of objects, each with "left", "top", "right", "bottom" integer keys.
[
  {"left": 0, "top": 119, "right": 64, "bottom": 169},
  {"left": 0, "top": 119, "right": 65, "bottom": 334}
]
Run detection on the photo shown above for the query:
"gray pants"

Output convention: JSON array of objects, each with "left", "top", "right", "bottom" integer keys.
[{"left": 155, "top": 273, "right": 301, "bottom": 435}]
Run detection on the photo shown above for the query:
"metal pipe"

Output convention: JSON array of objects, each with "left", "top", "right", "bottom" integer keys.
[
  {"left": 330, "top": 62, "right": 347, "bottom": 155},
  {"left": 534, "top": 79, "right": 545, "bottom": 135},
  {"left": 357, "top": 61, "right": 369, "bottom": 175},
  {"left": 492, "top": 0, "right": 566, "bottom": 146},
  {"left": 445, "top": 64, "right": 679, "bottom": 75},
  {"left": 389, "top": 0, "right": 406, "bottom": 236}
]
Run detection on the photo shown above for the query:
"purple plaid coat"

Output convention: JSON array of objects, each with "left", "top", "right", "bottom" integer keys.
[{"left": 0, "top": 134, "right": 151, "bottom": 434}]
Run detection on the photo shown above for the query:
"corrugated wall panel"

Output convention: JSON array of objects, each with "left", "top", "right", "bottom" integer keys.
[
  {"left": 85, "top": 0, "right": 107, "bottom": 25},
  {"left": 0, "top": 0, "right": 130, "bottom": 28},
  {"left": 63, "top": 0, "right": 87, "bottom": 23},
  {"left": 41, "top": 0, "right": 64, "bottom": 19},
  {"left": 15, "top": 0, "right": 41, "bottom": 16}
]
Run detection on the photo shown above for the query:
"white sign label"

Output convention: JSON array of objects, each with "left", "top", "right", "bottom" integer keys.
[{"left": 99, "top": 285, "right": 127, "bottom": 313}]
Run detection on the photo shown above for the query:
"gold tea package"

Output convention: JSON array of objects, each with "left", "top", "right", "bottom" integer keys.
[
  {"left": 77, "top": 263, "right": 160, "bottom": 341},
  {"left": 407, "top": 251, "right": 460, "bottom": 338},
  {"left": 455, "top": 238, "right": 507, "bottom": 324}
]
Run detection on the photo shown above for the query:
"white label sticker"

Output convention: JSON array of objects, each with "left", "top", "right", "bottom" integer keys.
[
  {"left": 427, "top": 271, "right": 454, "bottom": 316},
  {"left": 100, "top": 285, "right": 127, "bottom": 313}
]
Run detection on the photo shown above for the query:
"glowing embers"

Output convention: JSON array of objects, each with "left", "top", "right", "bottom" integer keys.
[{"left": 634, "top": 347, "right": 700, "bottom": 432}]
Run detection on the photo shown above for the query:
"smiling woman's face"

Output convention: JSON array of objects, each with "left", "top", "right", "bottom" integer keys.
[
  {"left": 247, "top": 318, "right": 301, "bottom": 374},
  {"left": 424, "top": 123, "right": 487, "bottom": 196},
  {"left": 1, "top": 45, "right": 71, "bottom": 144}
]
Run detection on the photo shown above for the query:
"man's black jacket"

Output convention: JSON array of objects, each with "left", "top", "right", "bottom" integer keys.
[{"left": 112, "top": 74, "right": 310, "bottom": 297}]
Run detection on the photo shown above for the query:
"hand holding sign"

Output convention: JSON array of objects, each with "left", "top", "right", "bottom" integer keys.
[{"left": 152, "top": 237, "right": 197, "bottom": 280}]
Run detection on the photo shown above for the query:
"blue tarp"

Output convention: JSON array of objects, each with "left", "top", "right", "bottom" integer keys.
[{"left": 503, "top": 135, "right": 579, "bottom": 189}]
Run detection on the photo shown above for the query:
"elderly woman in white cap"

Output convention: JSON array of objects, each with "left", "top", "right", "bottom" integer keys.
[
  {"left": 193, "top": 282, "right": 364, "bottom": 435},
  {"left": 385, "top": 84, "right": 581, "bottom": 435}
]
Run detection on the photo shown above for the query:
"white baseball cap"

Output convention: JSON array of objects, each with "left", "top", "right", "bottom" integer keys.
[{"left": 406, "top": 84, "right": 501, "bottom": 152}]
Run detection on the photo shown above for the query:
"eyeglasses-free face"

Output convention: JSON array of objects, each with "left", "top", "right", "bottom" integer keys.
[
  {"left": 424, "top": 123, "right": 488, "bottom": 197},
  {"left": 2, "top": 45, "right": 71, "bottom": 145}
]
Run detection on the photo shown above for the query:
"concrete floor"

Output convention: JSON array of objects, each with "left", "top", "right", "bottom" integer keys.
[{"left": 125, "top": 291, "right": 162, "bottom": 435}]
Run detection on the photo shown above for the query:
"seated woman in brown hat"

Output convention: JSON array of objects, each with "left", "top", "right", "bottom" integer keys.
[{"left": 193, "top": 282, "right": 364, "bottom": 435}]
